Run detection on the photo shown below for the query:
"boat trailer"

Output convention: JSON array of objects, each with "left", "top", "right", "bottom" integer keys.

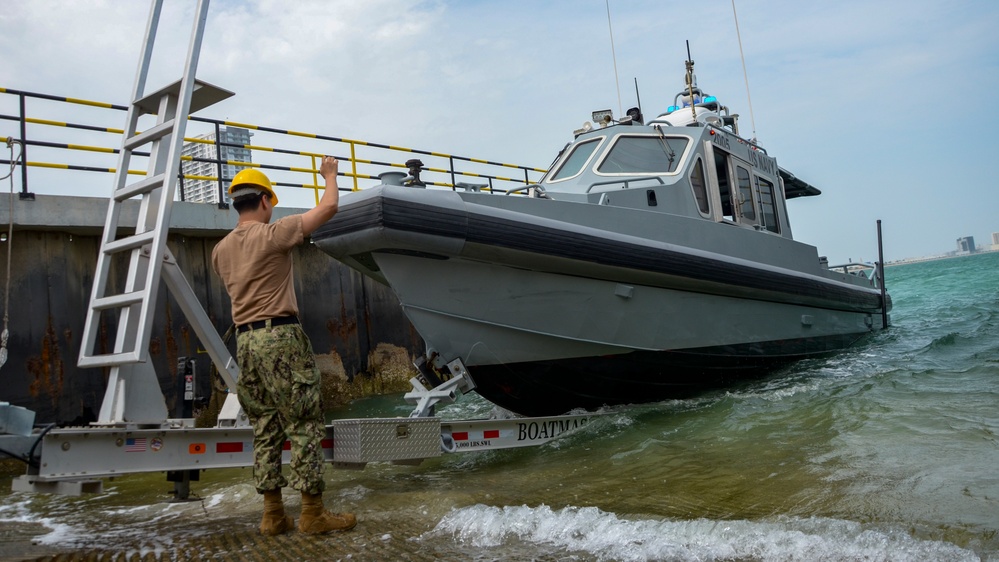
[{"left": 1, "top": 370, "right": 596, "bottom": 498}]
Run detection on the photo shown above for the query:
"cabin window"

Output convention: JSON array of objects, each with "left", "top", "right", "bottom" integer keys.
[
  {"left": 597, "top": 136, "right": 688, "bottom": 174},
  {"left": 737, "top": 166, "right": 756, "bottom": 222},
  {"left": 714, "top": 151, "right": 735, "bottom": 221},
  {"left": 550, "top": 138, "right": 602, "bottom": 182},
  {"left": 756, "top": 176, "right": 780, "bottom": 233},
  {"left": 690, "top": 157, "right": 710, "bottom": 214}
]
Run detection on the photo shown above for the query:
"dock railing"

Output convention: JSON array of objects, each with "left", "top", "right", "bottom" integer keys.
[{"left": 0, "top": 87, "right": 547, "bottom": 206}]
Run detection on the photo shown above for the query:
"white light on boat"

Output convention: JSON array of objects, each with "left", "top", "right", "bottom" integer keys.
[
  {"left": 592, "top": 109, "right": 614, "bottom": 127},
  {"left": 573, "top": 121, "right": 594, "bottom": 137}
]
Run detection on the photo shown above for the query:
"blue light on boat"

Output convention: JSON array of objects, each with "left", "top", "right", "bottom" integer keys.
[
  {"left": 703, "top": 96, "right": 717, "bottom": 103},
  {"left": 667, "top": 105, "right": 678, "bottom": 112}
]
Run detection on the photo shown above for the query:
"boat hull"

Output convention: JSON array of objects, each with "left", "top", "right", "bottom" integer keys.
[{"left": 313, "top": 186, "right": 889, "bottom": 416}]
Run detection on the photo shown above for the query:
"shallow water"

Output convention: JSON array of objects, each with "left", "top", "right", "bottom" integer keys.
[{"left": 2, "top": 252, "right": 997, "bottom": 561}]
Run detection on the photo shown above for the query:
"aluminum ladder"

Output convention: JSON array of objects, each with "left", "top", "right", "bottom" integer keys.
[{"left": 77, "top": 0, "right": 241, "bottom": 426}]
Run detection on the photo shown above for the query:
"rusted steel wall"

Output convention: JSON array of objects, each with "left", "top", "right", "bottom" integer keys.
[{"left": 0, "top": 226, "right": 423, "bottom": 425}]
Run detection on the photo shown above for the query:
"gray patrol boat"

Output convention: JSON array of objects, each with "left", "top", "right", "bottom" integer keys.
[{"left": 313, "top": 61, "right": 891, "bottom": 417}]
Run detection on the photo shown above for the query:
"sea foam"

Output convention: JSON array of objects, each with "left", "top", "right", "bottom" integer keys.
[{"left": 426, "top": 504, "right": 978, "bottom": 562}]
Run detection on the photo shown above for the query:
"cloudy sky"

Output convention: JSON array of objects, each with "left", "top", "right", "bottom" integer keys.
[{"left": 2, "top": 0, "right": 997, "bottom": 263}]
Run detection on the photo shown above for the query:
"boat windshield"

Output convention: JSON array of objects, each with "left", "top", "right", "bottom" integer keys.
[
  {"left": 597, "top": 136, "right": 689, "bottom": 174},
  {"left": 549, "top": 138, "right": 602, "bottom": 182}
]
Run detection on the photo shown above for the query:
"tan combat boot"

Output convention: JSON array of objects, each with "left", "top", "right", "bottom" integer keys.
[
  {"left": 298, "top": 492, "right": 357, "bottom": 534},
  {"left": 259, "top": 489, "right": 294, "bottom": 536}
]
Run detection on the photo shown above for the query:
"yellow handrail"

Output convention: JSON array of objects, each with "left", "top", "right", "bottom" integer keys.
[{"left": 1, "top": 86, "right": 546, "bottom": 201}]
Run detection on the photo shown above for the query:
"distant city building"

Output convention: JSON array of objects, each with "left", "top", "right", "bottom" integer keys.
[
  {"left": 992, "top": 232, "right": 999, "bottom": 251},
  {"left": 180, "top": 127, "right": 252, "bottom": 204},
  {"left": 956, "top": 236, "right": 976, "bottom": 254}
]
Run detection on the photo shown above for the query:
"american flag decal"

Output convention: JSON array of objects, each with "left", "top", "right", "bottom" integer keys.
[{"left": 125, "top": 437, "right": 147, "bottom": 452}]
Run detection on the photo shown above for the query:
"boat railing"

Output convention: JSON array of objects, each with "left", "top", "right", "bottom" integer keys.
[
  {"left": 825, "top": 261, "right": 885, "bottom": 289},
  {"left": 585, "top": 177, "right": 668, "bottom": 193},
  {"left": 0, "top": 87, "right": 547, "bottom": 204}
]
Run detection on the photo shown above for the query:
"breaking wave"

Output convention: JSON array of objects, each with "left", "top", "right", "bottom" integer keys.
[{"left": 425, "top": 504, "right": 978, "bottom": 562}]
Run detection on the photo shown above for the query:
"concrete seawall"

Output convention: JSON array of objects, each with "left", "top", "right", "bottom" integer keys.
[{"left": 0, "top": 194, "right": 423, "bottom": 424}]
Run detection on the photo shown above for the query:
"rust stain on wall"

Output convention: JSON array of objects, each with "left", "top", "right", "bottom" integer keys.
[
  {"left": 164, "top": 302, "right": 178, "bottom": 378},
  {"left": 98, "top": 317, "right": 111, "bottom": 383},
  {"left": 363, "top": 304, "right": 373, "bottom": 337},
  {"left": 98, "top": 316, "right": 109, "bottom": 355},
  {"left": 25, "top": 316, "right": 65, "bottom": 410},
  {"left": 180, "top": 324, "right": 192, "bottom": 358},
  {"left": 326, "top": 291, "right": 358, "bottom": 343}
]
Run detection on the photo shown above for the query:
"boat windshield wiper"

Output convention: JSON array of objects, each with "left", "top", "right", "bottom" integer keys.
[
  {"left": 552, "top": 143, "right": 570, "bottom": 166},
  {"left": 539, "top": 143, "right": 571, "bottom": 182},
  {"left": 654, "top": 124, "right": 676, "bottom": 169}
]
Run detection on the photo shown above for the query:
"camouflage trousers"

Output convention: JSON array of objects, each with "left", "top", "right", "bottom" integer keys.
[{"left": 236, "top": 323, "right": 326, "bottom": 495}]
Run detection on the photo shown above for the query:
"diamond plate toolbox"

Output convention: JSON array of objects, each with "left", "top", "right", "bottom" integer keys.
[{"left": 332, "top": 418, "right": 441, "bottom": 463}]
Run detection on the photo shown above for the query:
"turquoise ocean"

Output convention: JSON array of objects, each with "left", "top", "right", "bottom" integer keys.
[{"left": 1, "top": 251, "right": 997, "bottom": 560}]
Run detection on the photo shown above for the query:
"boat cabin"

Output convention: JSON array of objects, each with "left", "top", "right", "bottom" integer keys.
[{"left": 536, "top": 91, "right": 821, "bottom": 242}]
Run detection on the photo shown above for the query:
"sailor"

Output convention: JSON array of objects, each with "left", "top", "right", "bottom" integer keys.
[{"left": 211, "top": 157, "right": 354, "bottom": 535}]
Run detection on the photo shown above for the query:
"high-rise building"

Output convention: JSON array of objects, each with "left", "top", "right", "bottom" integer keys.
[
  {"left": 180, "top": 127, "right": 252, "bottom": 204},
  {"left": 992, "top": 232, "right": 999, "bottom": 251},
  {"left": 956, "top": 236, "right": 976, "bottom": 254}
]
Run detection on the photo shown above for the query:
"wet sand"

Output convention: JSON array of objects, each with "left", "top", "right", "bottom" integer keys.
[{"left": 5, "top": 515, "right": 442, "bottom": 562}]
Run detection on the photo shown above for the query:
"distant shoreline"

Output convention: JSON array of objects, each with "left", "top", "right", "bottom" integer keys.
[{"left": 886, "top": 248, "right": 999, "bottom": 267}]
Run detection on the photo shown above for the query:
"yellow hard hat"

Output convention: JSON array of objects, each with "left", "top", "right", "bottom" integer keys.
[{"left": 228, "top": 168, "right": 278, "bottom": 206}]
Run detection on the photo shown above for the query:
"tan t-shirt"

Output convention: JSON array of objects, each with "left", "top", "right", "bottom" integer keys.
[{"left": 211, "top": 215, "right": 304, "bottom": 326}]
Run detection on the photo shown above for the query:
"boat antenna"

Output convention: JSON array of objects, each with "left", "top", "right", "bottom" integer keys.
[
  {"left": 634, "top": 77, "right": 643, "bottom": 119},
  {"left": 731, "top": 0, "right": 758, "bottom": 142},
  {"left": 685, "top": 41, "right": 697, "bottom": 123},
  {"left": 606, "top": 0, "right": 623, "bottom": 117}
]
